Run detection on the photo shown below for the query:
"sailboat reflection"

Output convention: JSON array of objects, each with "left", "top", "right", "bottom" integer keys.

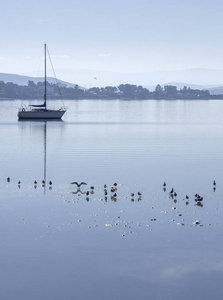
[
  {"left": 43, "top": 121, "right": 47, "bottom": 192},
  {"left": 19, "top": 119, "right": 63, "bottom": 192}
]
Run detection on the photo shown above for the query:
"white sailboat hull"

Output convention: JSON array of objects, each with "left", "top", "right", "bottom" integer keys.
[{"left": 18, "top": 109, "right": 66, "bottom": 120}]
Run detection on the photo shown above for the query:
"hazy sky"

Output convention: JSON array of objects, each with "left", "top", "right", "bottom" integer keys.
[{"left": 1, "top": 0, "right": 223, "bottom": 82}]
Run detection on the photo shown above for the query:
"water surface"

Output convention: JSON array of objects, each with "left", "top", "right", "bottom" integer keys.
[{"left": 0, "top": 99, "right": 223, "bottom": 299}]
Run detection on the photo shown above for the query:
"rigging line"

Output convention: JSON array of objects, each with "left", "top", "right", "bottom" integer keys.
[
  {"left": 28, "top": 51, "right": 46, "bottom": 102},
  {"left": 34, "top": 52, "right": 45, "bottom": 100},
  {"left": 46, "top": 45, "right": 65, "bottom": 108},
  {"left": 34, "top": 51, "right": 43, "bottom": 80},
  {"left": 21, "top": 51, "right": 43, "bottom": 106}
]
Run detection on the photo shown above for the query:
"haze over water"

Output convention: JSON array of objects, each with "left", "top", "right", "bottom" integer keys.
[{"left": 0, "top": 99, "right": 223, "bottom": 300}]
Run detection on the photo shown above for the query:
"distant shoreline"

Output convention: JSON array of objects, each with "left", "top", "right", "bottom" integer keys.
[
  {"left": 1, "top": 81, "right": 223, "bottom": 100},
  {"left": 2, "top": 98, "right": 223, "bottom": 101}
]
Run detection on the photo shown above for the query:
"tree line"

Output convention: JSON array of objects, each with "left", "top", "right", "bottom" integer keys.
[{"left": 0, "top": 80, "right": 221, "bottom": 100}]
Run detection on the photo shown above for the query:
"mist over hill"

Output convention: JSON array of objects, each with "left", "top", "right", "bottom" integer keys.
[
  {"left": 47, "top": 68, "right": 223, "bottom": 93},
  {"left": 1, "top": 69, "right": 223, "bottom": 95},
  {"left": 0, "top": 73, "right": 77, "bottom": 88}
]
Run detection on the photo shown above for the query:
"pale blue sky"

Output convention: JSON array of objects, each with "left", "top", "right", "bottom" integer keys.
[{"left": 1, "top": 0, "right": 223, "bottom": 82}]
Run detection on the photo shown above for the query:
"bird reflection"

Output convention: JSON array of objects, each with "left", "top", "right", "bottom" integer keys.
[
  {"left": 195, "top": 201, "right": 203, "bottom": 207},
  {"left": 71, "top": 188, "right": 87, "bottom": 195}
]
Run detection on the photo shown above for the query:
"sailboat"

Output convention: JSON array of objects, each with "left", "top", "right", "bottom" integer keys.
[{"left": 18, "top": 44, "right": 66, "bottom": 120}]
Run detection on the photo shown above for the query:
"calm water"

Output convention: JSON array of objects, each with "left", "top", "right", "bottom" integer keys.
[{"left": 0, "top": 99, "right": 223, "bottom": 299}]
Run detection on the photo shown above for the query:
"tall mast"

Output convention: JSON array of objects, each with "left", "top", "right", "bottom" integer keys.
[{"left": 44, "top": 44, "right": 47, "bottom": 109}]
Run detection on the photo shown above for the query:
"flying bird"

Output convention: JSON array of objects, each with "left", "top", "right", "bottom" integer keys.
[{"left": 70, "top": 182, "right": 87, "bottom": 187}]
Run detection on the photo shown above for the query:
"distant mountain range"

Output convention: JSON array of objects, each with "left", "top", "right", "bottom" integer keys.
[
  {"left": 1, "top": 68, "right": 223, "bottom": 94},
  {"left": 0, "top": 73, "right": 77, "bottom": 88}
]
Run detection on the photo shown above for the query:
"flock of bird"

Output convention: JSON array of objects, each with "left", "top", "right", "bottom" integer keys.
[
  {"left": 70, "top": 181, "right": 142, "bottom": 202},
  {"left": 5, "top": 176, "right": 217, "bottom": 207},
  {"left": 5, "top": 177, "right": 143, "bottom": 202},
  {"left": 162, "top": 180, "right": 217, "bottom": 208},
  {"left": 3, "top": 177, "right": 219, "bottom": 235},
  {"left": 6, "top": 177, "right": 52, "bottom": 188}
]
